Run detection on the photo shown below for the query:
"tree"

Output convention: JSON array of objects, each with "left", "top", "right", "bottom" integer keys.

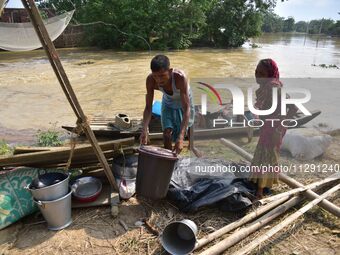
[
  {"left": 261, "top": 11, "right": 284, "bottom": 32},
  {"left": 295, "top": 21, "right": 308, "bottom": 33},
  {"left": 201, "top": 0, "right": 274, "bottom": 48},
  {"left": 282, "top": 16, "right": 295, "bottom": 32},
  {"left": 330, "top": 20, "right": 340, "bottom": 36},
  {"left": 42, "top": 0, "right": 277, "bottom": 50}
]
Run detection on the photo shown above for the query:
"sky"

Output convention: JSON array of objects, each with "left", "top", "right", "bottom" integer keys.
[
  {"left": 5, "top": 0, "right": 340, "bottom": 21},
  {"left": 275, "top": 0, "right": 340, "bottom": 21}
]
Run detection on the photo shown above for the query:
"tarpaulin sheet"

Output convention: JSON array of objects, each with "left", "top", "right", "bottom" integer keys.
[{"left": 168, "top": 158, "right": 256, "bottom": 213}]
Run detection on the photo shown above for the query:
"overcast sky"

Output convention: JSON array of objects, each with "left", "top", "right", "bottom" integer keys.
[{"left": 5, "top": 0, "right": 340, "bottom": 21}]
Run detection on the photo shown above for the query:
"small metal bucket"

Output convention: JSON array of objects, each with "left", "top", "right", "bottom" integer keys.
[
  {"left": 26, "top": 172, "right": 70, "bottom": 201},
  {"left": 34, "top": 189, "right": 72, "bottom": 231},
  {"left": 160, "top": 219, "right": 198, "bottom": 255}
]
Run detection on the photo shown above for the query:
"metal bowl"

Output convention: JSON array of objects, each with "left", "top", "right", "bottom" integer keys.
[{"left": 71, "top": 177, "right": 102, "bottom": 203}]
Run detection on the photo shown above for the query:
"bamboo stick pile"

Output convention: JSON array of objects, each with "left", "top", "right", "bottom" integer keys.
[{"left": 189, "top": 139, "right": 339, "bottom": 254}]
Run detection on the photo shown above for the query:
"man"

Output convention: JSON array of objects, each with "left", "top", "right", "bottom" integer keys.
[{"left": 140, "top": 55, "right": 196, "bottom": 155}]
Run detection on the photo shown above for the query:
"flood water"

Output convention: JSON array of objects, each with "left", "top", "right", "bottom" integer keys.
[{"left": 0, "top": 33, "right": 339, "bottom": 143}]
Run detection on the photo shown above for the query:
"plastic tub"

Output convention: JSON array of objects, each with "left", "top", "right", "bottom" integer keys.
[{"left": 136, "top": 146, "right": 178, "bottom": 199}]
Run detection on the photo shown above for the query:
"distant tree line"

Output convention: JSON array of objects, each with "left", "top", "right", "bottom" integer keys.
[
  {"left": 261, "top": 11, "right": 340, "bottom": 36},
  {"left": 39, "top": 0, "right": 277, "bottom": 50}
]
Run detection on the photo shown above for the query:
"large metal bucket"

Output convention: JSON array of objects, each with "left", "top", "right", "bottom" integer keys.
[
  {"left": 34, "top": 190, "right": 72, "bottom": 231},
  {"left": 26, "top": 172, "right": 70, "bottom": 201}
]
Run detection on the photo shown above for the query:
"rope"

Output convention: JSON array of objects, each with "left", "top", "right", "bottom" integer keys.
[
  {"left": 64, "top": 116, "right": 90, "bottom": 170},
  {"left": 70, "top": 20, "right": 152, "bottom": 52}
]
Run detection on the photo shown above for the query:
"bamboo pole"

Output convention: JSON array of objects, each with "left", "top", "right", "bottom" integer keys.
[
  {"left": 259, "top": 173, "right": 339, "bottom": 205},
  {"left": 195, "top": 174, "right": 338, "bottom": 251},
  {"left": 21, "top": 0, "right": 119, "bottom": 191},
  {"left": 233, "top": 184, "right": 340, "bottom": 255},
  {"left": 199, "top": 196, "right": 302, "bottom": 255},
  {"left": 219, "top": 138, "right": 340, "bottom": 217},
  {"left": 279, "top": 174, "right": 340, "bottom": 217},
  {"left": 195, "top": 196, "right": 290, "bottom": 251}
]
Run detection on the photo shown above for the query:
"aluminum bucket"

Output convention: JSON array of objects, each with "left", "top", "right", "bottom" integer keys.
[
  {"left": 34, "top": 190, "right": 72, "bottom": 231},
  {"left": 160, "top": 219, "right": 198, "bottom": 255},
  {"left": 26, "top": 172, "right": 70, "bottom": 201}
]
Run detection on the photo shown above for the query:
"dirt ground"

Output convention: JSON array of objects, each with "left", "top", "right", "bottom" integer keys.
[{"left": 1, "top": 132, "right": 339, "bottom": 255}]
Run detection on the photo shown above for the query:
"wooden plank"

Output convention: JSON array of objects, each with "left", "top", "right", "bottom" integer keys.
[
  {"left": 0, "top": 138, "right": 134, "bottom": 167},
  {"left": 13, "top": 146, "right": 69, "bottom": 155}
]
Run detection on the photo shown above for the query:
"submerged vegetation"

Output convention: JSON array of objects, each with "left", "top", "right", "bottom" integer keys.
[{"left": 312, "top": 64, "right": 339, "bottom": 69}]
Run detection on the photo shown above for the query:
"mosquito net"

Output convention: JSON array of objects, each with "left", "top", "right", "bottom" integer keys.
[{"left": 0, "top": 10, "right": 74, "bottom": 51}]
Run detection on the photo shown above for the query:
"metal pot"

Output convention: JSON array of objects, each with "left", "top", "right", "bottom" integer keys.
[
  {"left": 112, "top": 153, "right": 138, "bottom": 179},
  {"left": 25, "top": 172, "right": 70, "bottom": 201},
  {"left": 34, "top": 189, "right": 72, "bottom": 231}
]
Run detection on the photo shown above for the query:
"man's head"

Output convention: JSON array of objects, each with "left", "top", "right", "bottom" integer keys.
[{"left": 150, "top": 55, "right": 171, "bottom": 86}]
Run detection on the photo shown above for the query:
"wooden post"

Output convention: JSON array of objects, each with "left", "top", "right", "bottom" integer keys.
[
  {"left": 219, "top": 138, "right": 340, "bottom": 217},
  {"left": 21, "top": 0, "right": 119, "bottom": 191}
]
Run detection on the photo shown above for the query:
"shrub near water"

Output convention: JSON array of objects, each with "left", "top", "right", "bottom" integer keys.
[
  {"left": 36, "top": 129, "right": 63, "bottom": 147},
  {"left": 0, "top": 140, "right": 12, "bottom": 155}
]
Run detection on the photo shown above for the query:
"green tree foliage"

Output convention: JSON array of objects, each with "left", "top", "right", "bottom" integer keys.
[
  {"left": 308, "top": 19, "right": 335, "bottom": 35},
  {"left": 282, "top": 16, "right": 295, "bottom": 32},
  {"left": 261, "top": 11, "right": 284, "bottom": 32},
  {"left": 200, "top": 0, "right": 267, "bottom": 48},
  {"left": 329, "top": 20, "right": 340, "bottom": 36},
  {"left": 43, "top": 0, "right": 276, "bottom": 50},
  {"left": 295, "top": 21, "right": 308, "bottom": 33},
  {"left": 260, "top": 12, "right": 340, "bottom": 37}
]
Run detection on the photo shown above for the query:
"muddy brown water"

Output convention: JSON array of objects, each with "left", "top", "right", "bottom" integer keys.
[{"left": 0, "top": 33, "right": 339, "bottom": 144}]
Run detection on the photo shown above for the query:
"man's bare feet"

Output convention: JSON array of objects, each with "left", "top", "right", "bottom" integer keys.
[{"left": 256, "top": 187, "right": 264, "bottom": 200}]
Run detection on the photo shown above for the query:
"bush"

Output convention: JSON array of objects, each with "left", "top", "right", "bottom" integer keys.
[
  {"left": 0, "top": 140, "right": 12, "bottom": 156},
  {"left": 36, "top": 127, "right": 63, "bottom": 147}
]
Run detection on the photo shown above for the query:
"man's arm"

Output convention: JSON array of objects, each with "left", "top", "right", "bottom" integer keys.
[
  {"left": 141, "top": 75, "right": 154, "bottom": 144},
  {"left": 178, "top": 75, "right": 190, "bottom": 143}
]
